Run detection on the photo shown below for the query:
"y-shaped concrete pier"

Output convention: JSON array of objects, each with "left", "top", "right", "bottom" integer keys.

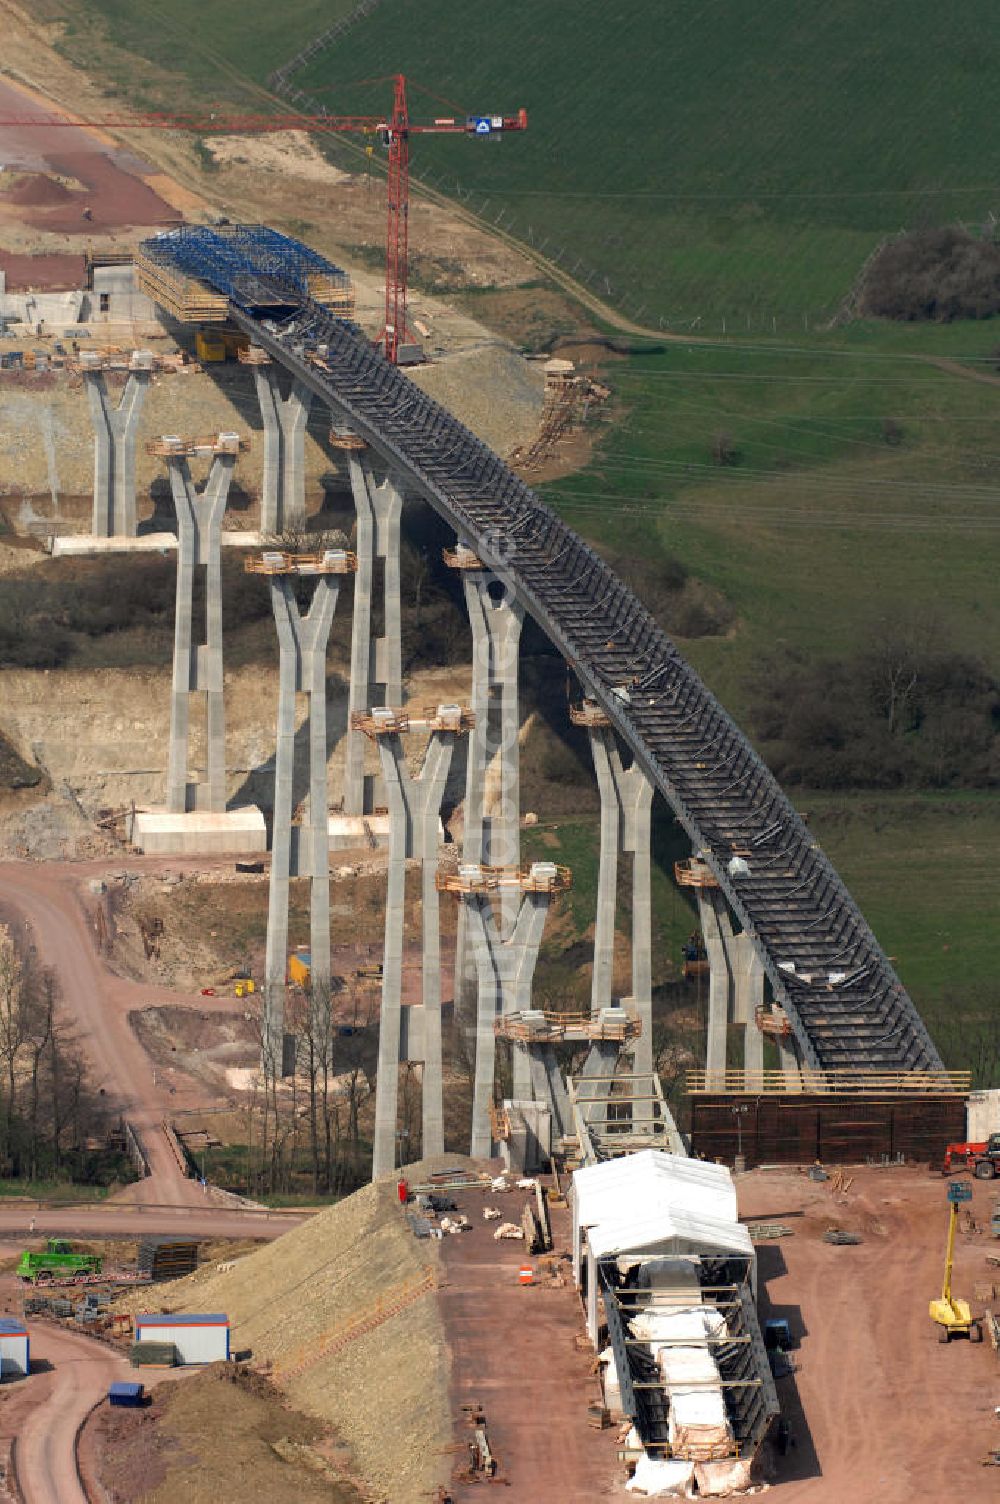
[
  {"left": 151, "top": 435, "right": 244, "bottom": 814},
  {"left": 675, "top": 857, "right": 768, "bottom": 1086},
  {"left": 572, "top": 698, "right": 654, "bottom": 1033},
  {"left": 83, "top": 350, "right": 152, "bottom": 536},
  {"left": 336, "top": 431, "right": 404, "bottom": 817},
  {"left": 248, "top": 546, "right": 356, "bottom": 1078},
  {"left": 244, "top": 349, "right": 313, "bottom": 534},
  {"left": 445, "top": 546, "right": 525, "bottom": 1013},
  {"left": 440, "top": 862, "right": 570, "bottom": 1158},
  {"left": 571, "top": 699, "right": 656, "bottom": 1127},
  {"left": 356, "top": 706, "right": 472, "bottom": 1177}
]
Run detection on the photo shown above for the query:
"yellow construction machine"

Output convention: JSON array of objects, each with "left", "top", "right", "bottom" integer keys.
[{"left": 929, "top": 1181, "right": 983, "bottom": 1343}]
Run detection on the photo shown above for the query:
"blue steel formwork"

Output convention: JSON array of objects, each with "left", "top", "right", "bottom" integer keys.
[{"left": 140, "top": 225, "right": 351, "bottom": 315}]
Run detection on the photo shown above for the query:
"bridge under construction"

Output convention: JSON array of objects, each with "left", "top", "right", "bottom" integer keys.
[{"left": 65, "top": 221, "right": 952, "bottom": 1174}]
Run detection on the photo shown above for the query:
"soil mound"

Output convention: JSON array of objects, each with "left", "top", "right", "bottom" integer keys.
[
  {"left": 3, "top": 172, "right": 75, "bottom": 207},
  {"left": 115, "top": 1155, "right": 467, "bottom": 1502}
]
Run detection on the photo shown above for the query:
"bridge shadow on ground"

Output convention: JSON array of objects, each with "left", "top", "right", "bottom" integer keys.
[{"left": 755, "top": 1243, "right": 821, "bottom": 1485}]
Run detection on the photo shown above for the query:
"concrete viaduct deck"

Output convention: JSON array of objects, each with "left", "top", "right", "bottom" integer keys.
[{"left": 203, "top": 294, "right": 945, "bottom": 1079}]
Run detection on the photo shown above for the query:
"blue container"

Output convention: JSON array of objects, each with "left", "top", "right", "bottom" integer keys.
[{"left": 109, "top": 1381, "right": 146, "bottom": 1408}]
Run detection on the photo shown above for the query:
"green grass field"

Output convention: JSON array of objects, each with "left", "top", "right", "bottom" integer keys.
[
  {"left": 286, "top": 0, "right": 1000, "bottom": 328},
  {"left": 542, "top": 322, "right": 1000, "bottom": 720}
]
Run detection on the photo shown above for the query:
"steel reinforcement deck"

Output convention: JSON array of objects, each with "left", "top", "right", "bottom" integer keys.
[{"left": 169, "top": 280, "right": 943, "bottom": 1076}]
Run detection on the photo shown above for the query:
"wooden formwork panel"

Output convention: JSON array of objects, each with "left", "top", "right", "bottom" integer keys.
[
  {"left": 135, "top": 255, "right": 229, "bottom": 324},
  {"left": 687, "top": 1093, "right": 967, "bottom": 1167}
]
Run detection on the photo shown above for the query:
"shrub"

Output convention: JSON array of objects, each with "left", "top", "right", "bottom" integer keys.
[{"left": 859, "top": 227, "right": 1000, "bottom": 322}]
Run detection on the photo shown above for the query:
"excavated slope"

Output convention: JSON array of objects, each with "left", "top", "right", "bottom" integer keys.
[{"left": 117, "top": 1162, "right": 465, "bottom": 1503}]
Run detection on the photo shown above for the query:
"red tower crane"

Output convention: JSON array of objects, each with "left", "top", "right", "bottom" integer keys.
[{"left": 0, "top": 73, "right": 528, "bottom": 362}]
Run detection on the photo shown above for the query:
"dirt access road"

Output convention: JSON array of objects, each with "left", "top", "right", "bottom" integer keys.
[
  {"left": 0, "top": 855, "right": 268, "bottom": 1212},
  {"left": 741, "top": 1165, "right": 1000, "bottom": 1503},
  {"left": 0, "top": 72, "right": 177, "bottom": 236},
  {"left": 11, "top": 1320, "right": 129, "bottom": 1504}
]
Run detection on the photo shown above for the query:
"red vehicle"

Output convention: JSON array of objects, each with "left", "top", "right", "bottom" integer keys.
[{"left": 942, "top": 1132, "right": 1000, "bottom": 1178}]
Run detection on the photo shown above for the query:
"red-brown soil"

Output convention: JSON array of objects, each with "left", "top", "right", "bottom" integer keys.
[
  {"left": 0, "top": 76, "right": 178, "bottom": 236},
  {"left": 741, "top": 1164, "right": 1000, "bottom": 1503},
  {"left": 2, "top": 172, "right": 73, "bottom": 206},
  {"left": 439, "top": 1185, "right": 627, "bottom": 1501},
  {"left": 0, "top": 250, "right": 86, "bottom": 289}
]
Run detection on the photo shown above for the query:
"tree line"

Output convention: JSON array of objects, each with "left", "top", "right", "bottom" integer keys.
[{"left": 0, "top": 925, "right": 130, "bottom": 1184}]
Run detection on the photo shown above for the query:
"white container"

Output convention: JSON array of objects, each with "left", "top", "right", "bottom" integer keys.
[
  {"left": 0, "top": 1320, "right": 29, "bottom": 1378},
  {"left": 134, "top": 1313, "right": 230, "bottom": 1365}
]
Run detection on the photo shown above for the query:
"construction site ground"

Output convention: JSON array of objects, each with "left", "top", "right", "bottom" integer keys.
[
  {"left": 439, "top": 1184, "right": 627, "bottom": 1501},
  {"left": 739, "top": 1163, "right": 1000, "bottom": 1503},
  {"left": 84, "top": 1362, "right": 364, "bottom": 1504},
  {"left": 110, "top": 1159, "right": 458, "bottom": 1503}
]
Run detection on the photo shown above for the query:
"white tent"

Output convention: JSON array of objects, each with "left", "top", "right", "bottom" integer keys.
[
  {"left": 572, "top": 1152, "right": 753, "bottom": 1344},
  {"left": 588, "top": 1205, "right": 753, "bottom": 1264},
  {"left": 572, "top": 1151, "right": 738, "bottom": 1283}
]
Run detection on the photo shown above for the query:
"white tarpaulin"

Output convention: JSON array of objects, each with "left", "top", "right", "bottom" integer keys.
[
  {"left": 629, "top": 1305, "right": 734, "bottom": 1462},
  {"left": 630, "top": 1305, "right": 727, "bottom": 1346},
  {"left": 694, "top": 1459, "right": 754, "bottom": 1497},
  {"left": 625, "top": 1456, "right": 695, "bottom": 1497},
  {"left": 661, "top": 1344, "right": 733, "bottom": 1460}
]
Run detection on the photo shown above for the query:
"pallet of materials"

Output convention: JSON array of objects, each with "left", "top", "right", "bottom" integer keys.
[
  {"left": 129, "top": 1340, "right": 176, "bottom": 1368},
  {"left": 137, "top": 1238, "right": 199, "bottom": 1281}
]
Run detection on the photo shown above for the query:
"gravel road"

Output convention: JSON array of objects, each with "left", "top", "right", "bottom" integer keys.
[{"left": 15, "top": 1322, "right": 128, "bottom": 1504}]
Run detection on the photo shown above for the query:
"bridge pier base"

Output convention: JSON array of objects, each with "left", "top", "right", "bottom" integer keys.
[
  {"left": 263, "top": 574, "right": 341, "bottom": 1078},
  {"left": 85, "top": 355, "right": 152, "bottom": 536},
  {"left": 253, "top": 366, "right": 312, "bottom": 534},
  {"left": 371, "top": 728, "right": 455, "bottom": 1178}
]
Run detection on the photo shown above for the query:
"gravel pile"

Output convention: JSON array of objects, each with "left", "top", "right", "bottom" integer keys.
[
  {"left": 115, "top": 1155, "right": 474, "bottom": 1502},
  {"left": 412, "top": 343, "right": 544, "bottom": 457}
]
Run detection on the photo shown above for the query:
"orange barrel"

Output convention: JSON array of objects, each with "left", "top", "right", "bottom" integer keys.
[{"left": 518, "top": 1264, "right": 534, "bottom": 1286}]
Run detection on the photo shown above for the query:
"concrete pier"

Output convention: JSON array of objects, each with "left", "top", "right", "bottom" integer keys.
[
  {"left": 252, "top": 550, "right": 354, "bottom": 1078},
  {"left": 698, "top": 886, "right": 734, "bottom": 1088},
  {"left": 581, "top": 711, "right": 655, "bottom": 1116},
  {"left": 369, "top": 717, "right": 461, "bottom": 1177},
  {"left": 678, "top": 856, "right": 767, "bottom": 1087},
  {"left": 163, "top": 445, "right": 236, "bottom": 814},
  {"left": 447, "top": 550, "right": 525, "bottom": 1014},
  {"left": 342, "top": 446, "right": 403, "bottom": 817},
  {"left": 84, "top": 352, "right": 152, "bottom": 536},
  {"left": 445, "top": 863, "right": 569, "bottom": 1158},
  {"left": 253, "top": 364, "right": 312, "bottom": 534}
]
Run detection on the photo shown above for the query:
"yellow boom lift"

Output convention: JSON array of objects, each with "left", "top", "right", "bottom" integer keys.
[{"left": 929, "top": 1181, "right": 983, "bottom": 1342}]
